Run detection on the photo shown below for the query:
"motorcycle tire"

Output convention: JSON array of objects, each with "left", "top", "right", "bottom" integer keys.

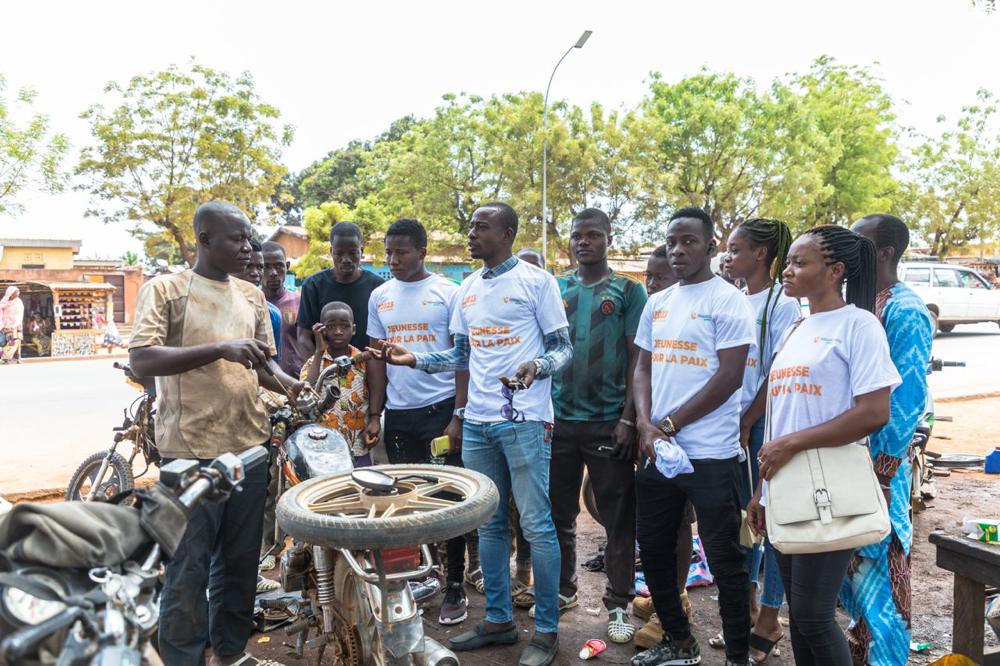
[
  {"left": 65, "top": 451, "right": 134, "bottom": 502},
  {"left": 277, "top": 464, "right": 499, "bottom": 550},
  {"left": 581, "top": 472, "right": 604, "bottom": 527}
]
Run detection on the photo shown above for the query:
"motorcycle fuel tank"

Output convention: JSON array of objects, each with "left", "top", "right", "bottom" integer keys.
[{"left": 286, "top": 425, "right": 353, "bottom": 481}]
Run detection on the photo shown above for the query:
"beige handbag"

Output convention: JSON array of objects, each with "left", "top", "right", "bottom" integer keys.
[{"left": 762, "top": 321, "right": 891, "bottom": 555}]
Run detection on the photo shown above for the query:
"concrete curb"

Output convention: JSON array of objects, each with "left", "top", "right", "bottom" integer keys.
[{"left": 936, "top": 390, "right": 1000, "bottom": 403}]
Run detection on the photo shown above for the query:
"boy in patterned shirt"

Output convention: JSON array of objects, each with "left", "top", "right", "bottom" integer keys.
[{"left": 300, "top": 301, "right": 380, "bottom": 465}]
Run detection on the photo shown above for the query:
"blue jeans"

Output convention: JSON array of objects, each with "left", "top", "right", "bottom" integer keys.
[
  {"left": 462, "top": 420, "right": 561, "bottom": 634},
  {"left": 744, "top": 417, "right": 786, "bottom": 609}
]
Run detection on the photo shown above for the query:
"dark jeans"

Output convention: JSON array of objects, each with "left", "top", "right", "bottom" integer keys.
[
  {"left": 636, "top": 456, "right": 750, "bottom": 661},
  {"left": 550, "top": 418, "right": 635, "bottom": 609},
  {"left": 261, "top": 446, "right": 281, "bottom": 556},
  {"left": 384, "top": 398, "right": 466, "bottom": 584},
  {"left": 776, "top": 548, "right": 854, "bottom": 666},
  {"left": 158, "top": 456, "right": 267, "bottom": 665}
]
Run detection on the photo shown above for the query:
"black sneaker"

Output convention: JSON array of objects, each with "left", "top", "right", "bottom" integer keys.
[
  {"left": 725, "top": 660, "right": 750, "bottom": 666},
  {"left": 631, "top": 635, "right": 701, "bottom": 666},
  {"left": 439, "top": 581, "right": 468, "bottom": 625}
]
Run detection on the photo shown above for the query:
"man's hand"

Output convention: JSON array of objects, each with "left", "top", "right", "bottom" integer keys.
[
  {"left": 364, "top": 415, "right": 381, "bottom": 448},
  {"left": 758, "top": 435, "right": 799, "bottom": 480},
  {"left": 747, "top": 490, "right": 766, "bottom": 535},
  {"left": 637, "top": 419, "right": 661, "bottom": 463},
  {"left": 311, "top": 323, "right": 327, "bottom": 356},
  {"left": 366, "top": 341, "right": 416, "bottom": 368},
  {"left": 514, "top": 360, "right": 538, "bottom": 389},
  {"left": 217, "top": 339, "right": 271, "bottom": 369},
  {"left": 444, "top": 416, "right": 463, "bottom": 451},
  {"left": 287, "top": 380, "right": 309, "bottom": 404},
  {"left": 611, "top": 421, "right": 637, "bottom": 461}
]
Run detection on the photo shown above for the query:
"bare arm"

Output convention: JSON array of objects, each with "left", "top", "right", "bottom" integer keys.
[
  {"left": 672, "top": 344, "right": 749, "bottom": 430},
  {"left": 634, "top": 350, "right": 658, "bottom": 459},
  {"left": 367, "top": 338, "right": 388, "bottom": 417},
  {"left": 611, "top": 336, "right": 640, "bottom": 460},
  {"left": 130, "top": 339, "right": 269, "bottom": 377},
  {"left": 297, "top": 326, "right": 316, "bottom": 358},
  {"left": 739, "top": 380, "right": 768, "bottom": 447}
]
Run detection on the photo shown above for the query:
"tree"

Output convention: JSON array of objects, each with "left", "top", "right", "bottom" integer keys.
[
  {"left": 900, "top": 89, "right": 1000, "bottom": 257},
  {"left": 0, "top": 74, "right": 69, "bottom": 215},
  {"left": 293, "top": 200, "right": 356, "bottom": 279},
  {"left": 120, "top": 250, "right": 140, "bottom": 266},
  {"left": 76, "top": 63, "right": 293, "bottom": 265}
]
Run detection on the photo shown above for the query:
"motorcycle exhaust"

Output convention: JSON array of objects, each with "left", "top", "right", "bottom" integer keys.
[{"left": 415, "top": 637, "right": 458, "bottom": 666}]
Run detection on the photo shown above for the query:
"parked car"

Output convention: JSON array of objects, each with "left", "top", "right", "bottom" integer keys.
[{"left": 899, "top": 262, "right": 1000, "bottom": 333}]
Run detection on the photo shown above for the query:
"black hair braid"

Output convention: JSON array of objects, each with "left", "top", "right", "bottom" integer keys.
[
  {"left": 805, "top": 225, "right": 878, "bottom": 313},
  {"left": 738, "top": 218, "right": 793, "bottom": 372}
]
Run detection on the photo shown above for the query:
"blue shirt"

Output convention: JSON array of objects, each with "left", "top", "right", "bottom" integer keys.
[{"left": 268, "top": 301, "right": 282, "bottom": 362}]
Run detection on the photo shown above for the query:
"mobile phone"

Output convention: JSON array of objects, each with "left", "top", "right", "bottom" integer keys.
[{"left": 431, "top": 435, "right": 452, "bottom": 458}]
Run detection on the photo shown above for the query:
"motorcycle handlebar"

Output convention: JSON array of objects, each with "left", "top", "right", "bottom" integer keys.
[
  {"left": 1, "top": 607, "right": 84, "bottom": 663},
  {"left": 175, "top": 446, "right": 268, "bottom": 510}
]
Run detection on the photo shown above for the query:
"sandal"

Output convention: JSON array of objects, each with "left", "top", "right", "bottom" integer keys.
[
  {"left": 224, "top": 653, "right": 286, "bottom": 666},
  {"left": 464, "top": 567, "right": 485, "bottom": 595},
  {"left": 513, "top": 585, "right": 535, "bottom": 609},
  {"left": 749, "top": 630, "right": 783, "bottom": 664},
  {"left": 607, "top": 607, "right": 636, "bottom": 643},
  {"left": 528, "top": 592, "right": 578, "bottom": 618},
  {"left": 709, "top": 631, "right": 726, "bottom": 649}
]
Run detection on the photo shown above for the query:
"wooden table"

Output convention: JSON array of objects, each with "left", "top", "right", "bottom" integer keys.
[{"left": 930, "top": 529, "right": 1000, "bottom": 664}]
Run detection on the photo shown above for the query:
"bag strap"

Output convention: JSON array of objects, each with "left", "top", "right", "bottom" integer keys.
[{"left": 764, "top": 316, "right": 807, "bottom": 443}]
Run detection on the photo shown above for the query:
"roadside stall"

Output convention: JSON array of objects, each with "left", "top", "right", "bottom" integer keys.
[{"left": 1, "top": 280, "right": 116, "bottom": 357}]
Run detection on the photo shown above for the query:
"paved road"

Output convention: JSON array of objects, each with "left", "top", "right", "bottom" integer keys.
[{"left": 0, "top": 321, "right": 997, "bottom": 495}]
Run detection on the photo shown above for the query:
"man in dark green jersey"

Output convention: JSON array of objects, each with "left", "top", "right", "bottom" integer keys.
[{"left": 549, "top": 208, "right": 648, "bottom": 644}]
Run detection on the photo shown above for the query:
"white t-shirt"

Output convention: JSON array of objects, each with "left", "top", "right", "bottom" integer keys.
[
  {"left": 451, "top": 260, "right": 568, "bottom": 423},
  {"left": 739, "top": 287, "right": 802, "bottom": 413},
  {"left": 367, "top": 274, "right": 459, "bottom": 410},
  {"left": 634, "top": 276, "right": 755, "bottom": 460},
  {"left": 767, "top": 305, "right": 901, "bottom": 441}
]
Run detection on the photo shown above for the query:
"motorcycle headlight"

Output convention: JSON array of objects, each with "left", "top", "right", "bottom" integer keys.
[{"left": 1, "top": 573, "right": 67, "bottom": 626}]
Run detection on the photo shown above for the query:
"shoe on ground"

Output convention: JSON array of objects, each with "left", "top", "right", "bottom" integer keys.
[
  {"left": 608, "top": 607, "right": 636, "bottom": 643},
  {"left": 528, "top": 592, "right": 578, "bottom": 618},
  {"left": 255, "top": 575, "right": 282, "bottom": 594},
  {"left": 439, "top": 581, "right": 468, "bottom": 625},
  {"left": 518, "top": 632, "right": 558, "bottom": 666},
  {"left": 631, "top": 635, "right": 701, "bottom": 666},
  {"left": 409, "top": 576, "right": 441, "bottom": 604},
  {"left": 634, "top": 613, "right": 663, "bottom": 649},
  {"left": 725, "top": 660, "right": 751, "bottom": 666},
  {"left": 633, "top": 595, "right": 654, "bottom": 621},
  {"left": 258, "top": 555, "right": 276, "bottom": 572},
  {"left": 464, "top": 567, "right": 485, "bottom": 595},
  {"left": 449, "top": 621, "right": 519, "bottom": 651}
]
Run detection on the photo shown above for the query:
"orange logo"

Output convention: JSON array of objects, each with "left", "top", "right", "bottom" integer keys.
[
  {"left": 652, "top": 310, "right": 668, "bottom": 321},
  {"left": 377, "top": 300, "right": 394, "bottom": 312},
  {"left": 462, "top": 295, "right": 477, "bottom": 308}
]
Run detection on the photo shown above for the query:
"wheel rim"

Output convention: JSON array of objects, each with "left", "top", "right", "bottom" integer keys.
[
  {"left": 297, "top": 466, "right": 481, "bottom": 520},
  {"left": 340, "top": 566, "right": 384, "bottom": 666},
  {"left": 74, "top": 462, "right": 123, "bottom": 501}
]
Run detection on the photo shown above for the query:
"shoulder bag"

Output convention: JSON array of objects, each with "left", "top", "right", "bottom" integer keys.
[{"left": 763, "top": 319, "right": 890, "bottom": 554}]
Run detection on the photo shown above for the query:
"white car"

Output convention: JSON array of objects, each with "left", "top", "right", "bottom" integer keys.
[{"left": 899, "top": 262, "right": 1000, "bottom": 333}]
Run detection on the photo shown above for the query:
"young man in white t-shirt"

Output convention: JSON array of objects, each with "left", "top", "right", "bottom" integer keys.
[
  {"left": 632, "top": 208, "right": 756, "bottom": 666},
  {"left": 371, "top": 203, "right": 571, "bottom": 666},
  {"left": 366, "top": 218, "right": 472, "bottom": 626}
]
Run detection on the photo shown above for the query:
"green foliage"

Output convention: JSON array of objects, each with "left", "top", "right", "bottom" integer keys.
[
  {"left": 120, "top": 250, "right": 140, "bottom": 266},
  {"left": 76, "top": 62, "right": 293, "bottom": 265},
  {"left": 899, "top": 89, "right": 1000, "bottom": 256},
  {"left": 294, "top": 200, "right": 354, "bottom": 279},
  {"left": 0, "top": 73, "right": 69, "bottom": 215}
]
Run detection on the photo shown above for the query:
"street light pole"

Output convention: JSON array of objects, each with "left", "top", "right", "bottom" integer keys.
[{"left": 542, "top": 30, "right": 591, "bottom": 268}]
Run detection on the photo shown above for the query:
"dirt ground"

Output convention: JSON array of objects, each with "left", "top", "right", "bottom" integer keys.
[{"left": 249, "top": 397, "right": 1000, "bottom": 665}]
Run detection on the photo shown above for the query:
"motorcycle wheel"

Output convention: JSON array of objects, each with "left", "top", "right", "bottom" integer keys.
[
  {"left": 65, "top": 451, "right": 134, "bottom": 502},
  {"left": 277, "top": 464, "right": 499, "bottom": 550},
  {"left": 335, "top": 556, "right": 389, "bottom": 666},
  {"left": 581, "top": 472, "right": 604, "bottom": 527}
]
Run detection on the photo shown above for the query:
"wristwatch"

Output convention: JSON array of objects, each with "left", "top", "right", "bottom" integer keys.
[
  {"left": 533, "top": 359, "right": 544, "bottom": 377},
  {"left": 453, "top": 407, "right": 466, "bottom": 420},
  {"left": 658, "top": 415, "right": 678, "bottom": 437}
]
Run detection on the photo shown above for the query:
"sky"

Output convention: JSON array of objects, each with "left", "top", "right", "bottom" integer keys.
[{"left": 1, "top": 0, "right": 997, "bottom": 258}]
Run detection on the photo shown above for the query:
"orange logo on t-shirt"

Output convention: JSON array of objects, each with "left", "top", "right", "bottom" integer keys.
[
  {"left": 377, "top": 300, "right": 394, "bottom": 313},
  {"left": 462, "top": 295, "right": 477, "bottom": 308},
  {"left": 652, "top": 310, "right": 669, "bottom": 321}
]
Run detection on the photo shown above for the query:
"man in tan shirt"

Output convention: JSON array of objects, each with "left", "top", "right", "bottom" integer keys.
[{"left": 129, "top": 201, "right": 306, "bottom": 666}]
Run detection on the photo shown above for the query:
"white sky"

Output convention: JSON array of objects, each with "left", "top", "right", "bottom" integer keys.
[{"left": 1, "top": 0, "right": 997, "bottom": 258}]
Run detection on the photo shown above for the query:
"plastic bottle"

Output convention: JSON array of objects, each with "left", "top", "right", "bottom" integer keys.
[{"left": 985, "top": 447, "right": 1000, "bottom": 474}]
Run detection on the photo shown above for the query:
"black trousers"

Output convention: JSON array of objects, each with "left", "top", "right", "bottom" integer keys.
[
  {"left": 776, "top": 548, "right": 854, "bottom": 666},
  {"left": 158, "top": 456, "right": 267, "bottom": 665},
  {"left": 384, "top": 398, "right": 466, "bottom": 584},
  {"left": 636, "top": 456, "right": 750, "bottom": 661},
  {"left": 549, "top": 418, "right": 635, "bottom": 609}
]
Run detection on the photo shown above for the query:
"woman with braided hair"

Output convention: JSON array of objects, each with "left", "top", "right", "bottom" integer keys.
[
  {"left": 746, "top": 225, "right": 900, "bottom": 666},
  {"left": 712, "top": 219, "right": 801, "bottom": 660}
]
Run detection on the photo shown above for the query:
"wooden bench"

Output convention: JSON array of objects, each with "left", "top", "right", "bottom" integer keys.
[{"left": 930, "top": 530, "right": 1000, "bottom": 664}]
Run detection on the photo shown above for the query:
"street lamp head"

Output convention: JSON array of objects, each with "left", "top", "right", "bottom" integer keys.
[{"left": 574, "top": 30, "right": 592, "bottom": 49}]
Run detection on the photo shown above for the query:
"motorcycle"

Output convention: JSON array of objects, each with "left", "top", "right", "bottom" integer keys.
[
  {"left": 910, "top": 357, "right": 964, "bottom": 514},
  {"left": 264, "top": 354, "right": 499, "bottom": 666},
  {"left": 65, "top": 363, "right": 159, "bottom": 502},
  {"left": 0, "top": 446, "right": 267, "bottom": 665}
]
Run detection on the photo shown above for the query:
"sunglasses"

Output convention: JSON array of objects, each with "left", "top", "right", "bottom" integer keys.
[{"left": 500, "top": 380, "right": 527, "bottom": 422}]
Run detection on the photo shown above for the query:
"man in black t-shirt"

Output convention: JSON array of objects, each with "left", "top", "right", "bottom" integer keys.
[{"left": 296, "top": 221, "right": 385, "bottom": 354}]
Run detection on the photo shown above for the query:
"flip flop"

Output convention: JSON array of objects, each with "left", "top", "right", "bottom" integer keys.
[
  {"left": 708, "top": 631, "right": 725, "bottom": 649},
  {"left": 513, "top": 585, "right": 535, "bottom": 609}
]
